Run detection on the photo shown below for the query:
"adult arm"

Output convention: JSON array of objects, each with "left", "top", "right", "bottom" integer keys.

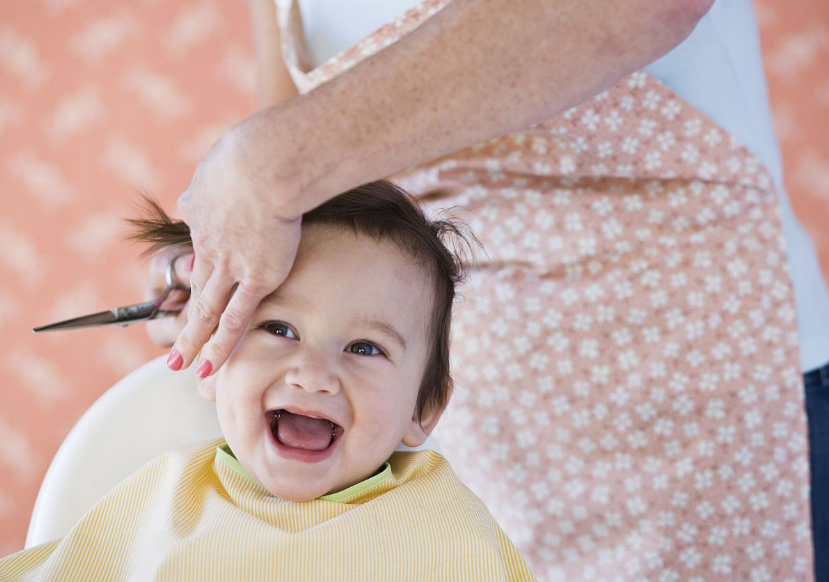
[
  {"left": 271, "top": 0, "right": 715, "bottom": 216},
  {"left": 172, "top": 0, "right": 714, "bottom": 374}
]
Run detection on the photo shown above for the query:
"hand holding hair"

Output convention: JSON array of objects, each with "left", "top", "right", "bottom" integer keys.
[{"left": 168, "top": 115, "right": 303, "bottom": 377}]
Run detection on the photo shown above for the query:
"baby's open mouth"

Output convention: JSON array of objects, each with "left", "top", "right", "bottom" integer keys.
[{"left": 267, "top": 409, "right": 342, "bottom": 451}]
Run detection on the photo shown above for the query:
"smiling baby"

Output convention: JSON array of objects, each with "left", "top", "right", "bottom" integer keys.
[{"left": 0, "top": 181, "right": 535, "bottom": 581}]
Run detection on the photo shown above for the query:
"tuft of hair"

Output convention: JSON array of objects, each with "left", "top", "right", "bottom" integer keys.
[
  {"left": 126, "top": 180, "right": 480, "bottom": 422},
  {"left": 124, "top": 189, "right": 191, "bottom": 259}
]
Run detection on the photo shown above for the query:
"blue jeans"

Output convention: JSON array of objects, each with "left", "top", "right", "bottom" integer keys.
[{"left": 806, "top": 361, "right": 829, "bottom": 582}]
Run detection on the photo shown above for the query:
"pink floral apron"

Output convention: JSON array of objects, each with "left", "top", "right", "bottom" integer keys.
[{"left": 274, "top": 0, "right": 814, "bottom": 579}]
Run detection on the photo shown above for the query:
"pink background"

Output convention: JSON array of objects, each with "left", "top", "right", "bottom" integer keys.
[{"left": 1, "top": 0, "right": 827, "bottom": 556}]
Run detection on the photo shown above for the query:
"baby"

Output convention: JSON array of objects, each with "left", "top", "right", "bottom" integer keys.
[{"left": 1, "top": 181, "right": 535, "bottom": 581}]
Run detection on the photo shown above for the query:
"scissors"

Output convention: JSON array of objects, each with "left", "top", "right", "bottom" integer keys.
[{"left": 33, "top": 254, "right": 191, "bottom": 333}]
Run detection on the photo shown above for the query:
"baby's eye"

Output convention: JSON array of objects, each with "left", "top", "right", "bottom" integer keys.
[
  {"left": 259, "top": 321, "right": 298, "bottom": 339},
  {"left": 347, "top": 341, "right": 384, "bottom": 357}
]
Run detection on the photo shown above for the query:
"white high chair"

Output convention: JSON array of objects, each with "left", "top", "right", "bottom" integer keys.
[
  {"left": 26, "top": 355, "right": 441, "bottom": 548},
  {"left": 25, "top": 356, "right": 219, "bottom": 548}
]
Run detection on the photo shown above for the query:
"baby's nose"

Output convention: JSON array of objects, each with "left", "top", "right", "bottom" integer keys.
[{"left": 283, "top": 349, "right": 341, "bottom": 395}]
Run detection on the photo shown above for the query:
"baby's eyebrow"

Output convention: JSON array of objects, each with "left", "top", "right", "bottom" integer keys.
[{"left": 359, "top": 319, "right": 407, "bottom": 352}]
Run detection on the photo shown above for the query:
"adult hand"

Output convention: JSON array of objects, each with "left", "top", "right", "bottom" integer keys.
[
  {"left": 168, "top": 112, "right": 303, "bottom": 377},
  {"left": 145, "top": 246, "right": 193, "bottom": 348}
]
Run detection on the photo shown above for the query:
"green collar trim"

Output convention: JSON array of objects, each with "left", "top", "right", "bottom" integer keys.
[
  {"left": 216, "top": 443, "right": 259, "bottom": 486},
  {"left": 319, "top": 461, "right": 392, "bottom": 503},
  {"left": 215, "top": 443, "right": 392, "bottom": 503}
]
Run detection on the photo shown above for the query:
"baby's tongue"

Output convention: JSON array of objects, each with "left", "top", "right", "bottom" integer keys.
[{"left": 276, "top": 411, "right": 332, "bottom": 451}]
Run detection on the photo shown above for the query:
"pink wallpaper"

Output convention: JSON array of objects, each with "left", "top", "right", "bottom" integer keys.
[
  {"left": 1, "top": 0, "right": 827, "bottom": 557},
  {"left": 0, "top": 0, "right": 256, "bottom": 555}
]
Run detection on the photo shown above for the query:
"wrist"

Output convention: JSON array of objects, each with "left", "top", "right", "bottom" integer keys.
[{"left": 242, "top": 93, "right": 366, "bottom": 220}]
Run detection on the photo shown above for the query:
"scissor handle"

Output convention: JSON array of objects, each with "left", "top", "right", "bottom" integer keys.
[
  {"left": 118, "top": 253, "right": 190, "bottom": 325},
  {"left": 166, "top": 254, "right": 185, "bottom": 288}
]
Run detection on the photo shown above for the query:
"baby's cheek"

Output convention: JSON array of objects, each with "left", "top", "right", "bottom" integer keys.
[
  {"left": 214, "top": 374, "right": 266, "bottom": 435},
  {"left": 359, "top": 392, "right": 411, "bottom": 439},
  {"left": 230, "top": 343, "right": 287, "bottom": 387}
]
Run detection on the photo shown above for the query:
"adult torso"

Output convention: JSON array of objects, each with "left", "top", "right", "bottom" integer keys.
[{"left": 296, "top": 0, "right": 829, "bottom": 371}]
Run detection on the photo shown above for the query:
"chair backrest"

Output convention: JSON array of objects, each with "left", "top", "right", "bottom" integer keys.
[
  {"left": 26, "top": 355, "right": 442, "bottom": 548},
  {"left": 26, "top": 356, "right": 220, "bottom": 548}
]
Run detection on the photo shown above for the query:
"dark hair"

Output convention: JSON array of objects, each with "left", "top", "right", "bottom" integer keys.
[{"left": 127, "top": 180, "right": 477, "bottom": 421}]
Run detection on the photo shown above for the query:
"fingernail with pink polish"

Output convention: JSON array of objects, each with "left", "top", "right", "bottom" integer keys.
[
  {"left": 197, "top": 359, "right": 212, "bottom": 378},
  {"left": 167, "top": 349, "right": 183, "bottom": 371}
]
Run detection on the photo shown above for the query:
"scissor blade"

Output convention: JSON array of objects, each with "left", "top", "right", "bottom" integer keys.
[
  {"left": 33, "top": 308, "right": 121, "bottom": 332},
  {"left": 32, "top": 300, "right": 159, "bottom": 332}
]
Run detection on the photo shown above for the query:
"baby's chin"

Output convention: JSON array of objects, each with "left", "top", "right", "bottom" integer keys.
[
  {"left": 264, "top": 483, "right": 323, "bottom": 502},
  {"left": 253, "top": 458, "right": 391, "bottom": 502},
  {"left": 260, "top": 475, "right": 348, "bottom": 502}
]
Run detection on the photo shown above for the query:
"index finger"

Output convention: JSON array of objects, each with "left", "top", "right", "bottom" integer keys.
[
  {"left": 167, "top": 266, "right": 232, "bottom": 372},
  {"left": 190, "top": 282, "right": 269, "bottom": 378}
]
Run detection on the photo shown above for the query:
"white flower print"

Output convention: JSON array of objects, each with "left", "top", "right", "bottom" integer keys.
[
  {"left": 580, "top": 109, "right": 600, "bottom": 131},
  {"left": 356, "top": 21, "right": 814, "bottom": 576}
]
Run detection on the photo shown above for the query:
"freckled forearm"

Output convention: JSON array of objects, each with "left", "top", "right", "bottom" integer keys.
[{"left": 259, "top": 0, "right": 712, "bottom": 216}]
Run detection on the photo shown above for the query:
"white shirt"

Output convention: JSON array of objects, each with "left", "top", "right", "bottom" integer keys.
[{"left": 297, "top": 0, "right": 829, "bottom": 372}]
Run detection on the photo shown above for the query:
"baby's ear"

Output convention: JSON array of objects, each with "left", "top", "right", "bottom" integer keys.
[
  {"left": 401, "top": 405, "right": 443, "bottom": 448},
  {"left": 197, "top": 373, "right": 217, "bottom": 402}
]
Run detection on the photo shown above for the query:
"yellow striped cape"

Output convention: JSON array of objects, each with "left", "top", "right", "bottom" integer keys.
[{"left": 0, "top": 439, "right": 536, "bottom": 581}]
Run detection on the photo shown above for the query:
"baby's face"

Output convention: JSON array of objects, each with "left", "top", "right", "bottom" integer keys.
[{"left": 198, "top": 224, "right": 436, "bottom": 501}]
